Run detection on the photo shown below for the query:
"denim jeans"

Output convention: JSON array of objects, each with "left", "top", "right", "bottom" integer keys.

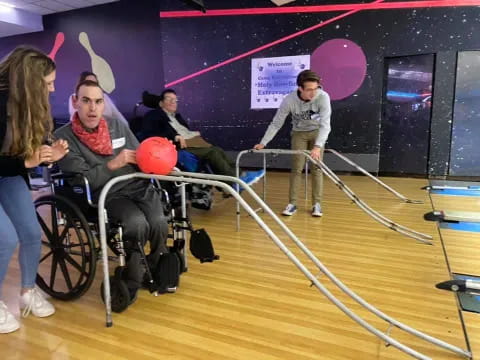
[{"left": 0, "top": 176, "right": 42, "bottom": 297}]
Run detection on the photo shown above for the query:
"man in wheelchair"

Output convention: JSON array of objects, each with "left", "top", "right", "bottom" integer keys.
[
  {"left": 140, "top": 89, "right": 265, "bottom": 186},
  {"left": 54, "top": 80, "right": 169, "bottom": 303}
]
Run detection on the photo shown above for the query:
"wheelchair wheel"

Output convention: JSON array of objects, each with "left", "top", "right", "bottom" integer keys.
[
  {"left": 100, "top": 267, "right": 130, "bottom": 313},
  {"left": 34, "top": 194, "right": 97, "bottom": 301}
]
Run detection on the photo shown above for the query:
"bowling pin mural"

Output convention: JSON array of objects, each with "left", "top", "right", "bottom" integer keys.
[
  {"left": 79, "top": 32, "right": 116, "bottom": 93},
  {"left": 48, "top": 32, "right": 65, "bottom": 61},
  {"left": 270, "top": 0, "right": 296, "bottom": 5}
]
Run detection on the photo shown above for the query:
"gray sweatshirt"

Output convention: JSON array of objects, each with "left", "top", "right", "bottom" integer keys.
[
  {"left": 55, "top": 116, "right": 146, "bottom": 201},
  {"left": 260, "top": 89, "right": 331, "bottom": 147}
]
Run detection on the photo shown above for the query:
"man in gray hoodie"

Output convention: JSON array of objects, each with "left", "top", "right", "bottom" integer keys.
[
  {"left": 254, "top": 70, "right": 331, "bottom": 217},
  {"left": 55, "top": 80, "right": 168, "bottom": 301}
]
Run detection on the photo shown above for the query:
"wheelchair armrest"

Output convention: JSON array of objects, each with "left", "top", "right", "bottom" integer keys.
[
  {"left": 51, "top": 171, "right": 82, "bottom": 181},
  {"left": 52, "top": 171, "right": 96, "bottom": 208}
]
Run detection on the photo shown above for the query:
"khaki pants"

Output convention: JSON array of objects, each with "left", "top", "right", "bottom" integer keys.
[
  {"left": 289, "top": 130, "right": 324, "bottom": 205},
  {"left": 186, "top": 146, "right": 236, "bottom": 177}
]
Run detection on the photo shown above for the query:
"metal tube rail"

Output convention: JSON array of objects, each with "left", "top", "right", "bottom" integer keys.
[
  {"left": 325, "top": 148, "right": 423, "bottom": 204},
  {"left": 171, "top": 171, "right": 470, "bottom": 359},
  {"left": 235, "top": 149, "right": 432, "bottom": 243},
  {"left": 235, "top": 149, "right": 310, "bottom": 230},
  {"left": 309, "top": 155, "right": 432, "bottom": 243},
  {"left": 96, "top": 172, "right": 453, "bottom": 359}
]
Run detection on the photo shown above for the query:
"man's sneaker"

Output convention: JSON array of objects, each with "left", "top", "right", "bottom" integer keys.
[
  {"left": 312, "top": 203, "right": 323, "bottom": 217},
  {"left": 0, "top": 301, "right": 20, "bottom": 334},
  {"left": 20, "top": 288, "right": 55, "bottom": 318},
  {"left": 240, "top": 169, "right": 265, "bottom": 186},
  {"left": 282, "top": 204, "right": 297, "bottom": 216}
]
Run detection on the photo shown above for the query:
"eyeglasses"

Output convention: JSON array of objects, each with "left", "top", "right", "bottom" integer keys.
[
  {"left": 302, "top": 87, "right": 319, "bottom": 93},
  {"left": 164, "top": 97, "right": 179, "bottom": 104}
]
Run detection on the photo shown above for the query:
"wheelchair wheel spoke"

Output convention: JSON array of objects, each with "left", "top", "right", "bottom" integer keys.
[
  {"left": 58, "top": 219, "right": 73, "bottom": 242},
  {"left": 41, "top": 240, "right": 52, "bottom": 248},
  {"left": 37, "top": 215, "right": 53, "bottom": 242},
  {"left": 64, "top": 254, "right": 87, "bottom": 277},
  {"left": 50, "top": 205, "right": 59, "bottom": 236},
  {"left": 64, "top": 243, "right": 84, "bottom": 249},
  {"left": 49, "top": 256, "right": 58, "bottom": 289},
  {"left": 58, "top": 258, "right": 73, "bottom": 290},
  {"left": 39, "top": 250, "right": 53, "bottom": 263},
  {"left": 47, "top": 206, "right": 62, "bottom": 246}
]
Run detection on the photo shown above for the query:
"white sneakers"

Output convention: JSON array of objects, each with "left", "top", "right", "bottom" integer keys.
[
  {"left": 282, "top": 204, "right": 297, "bottom": 216},
  {"left": 282, "top": 203, "right": 323, "bottom": 217},
  {"left": 0, "top": 288, "right": 55, "bottom": 334},
  {"left": 312, "top": 203, "right": 323, "bottom": 217},
  {"left": 20, "top": 288, "right": 55, "bottom": 318},
  {"left": 0, "top": 301, "right": 19, "bottom": 334}
]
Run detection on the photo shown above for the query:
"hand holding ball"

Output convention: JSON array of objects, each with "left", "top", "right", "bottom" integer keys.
[{"left": 136, "top": 137, "right": 177, "bottom": 175}]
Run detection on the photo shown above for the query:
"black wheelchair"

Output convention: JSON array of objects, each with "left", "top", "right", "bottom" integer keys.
[{"left": 33, "top": 171, "right": 187, "bottom": 313}]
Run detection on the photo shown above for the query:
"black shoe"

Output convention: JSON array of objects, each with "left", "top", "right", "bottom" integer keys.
[{"left": 128, "top": 288, "right": 139, "bottom": 305}]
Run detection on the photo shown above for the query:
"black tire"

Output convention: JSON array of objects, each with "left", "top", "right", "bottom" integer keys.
[{"left": 34, "top": 194, "right": 97, "bottom": 300}]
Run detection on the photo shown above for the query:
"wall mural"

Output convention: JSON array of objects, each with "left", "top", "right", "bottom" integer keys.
[
  {"left": 79, "top": 32, "right": 116, "bottom": 94},
  {"left": 0, "top": 1, "right": 163, "bottom": 124},
  {"left": 159, "top": 0, "right": 480, "bottom": 176},
  {"left": 48, "top": 32, "right": 64, "bottom": 61},
  {"left": 311, "top": 39, "right": 367, "bottom": 101},
  {"left": 0, "top": 0, "right": 480, "bottom": 174}
]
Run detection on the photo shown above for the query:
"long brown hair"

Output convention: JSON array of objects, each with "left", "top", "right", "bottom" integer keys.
[{"left": 0, "top": 46, "right": 56, "bottom": 158}]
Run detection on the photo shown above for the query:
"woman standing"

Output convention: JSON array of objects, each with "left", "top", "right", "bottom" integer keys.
[{"left": 0, "top": 46, "right": 68, "bottom": 333}]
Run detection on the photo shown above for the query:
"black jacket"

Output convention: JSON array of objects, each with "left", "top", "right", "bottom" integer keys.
[
  {"left": 0, "top": 88, "right": 29, "bottom": 180},
  {"left": 140, "top": 108, "right": 190, "bottom": 143}
]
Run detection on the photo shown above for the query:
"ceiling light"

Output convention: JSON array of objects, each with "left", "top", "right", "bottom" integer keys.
[{"left": 0, "top": 2, "right": 15, "bottom": 8}]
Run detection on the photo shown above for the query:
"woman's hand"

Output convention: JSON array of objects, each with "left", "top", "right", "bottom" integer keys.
[
  {"left": 51, "top": 139, "right": 69, "bottom": 162},
  {"left": 24, "top": 145, "right": 53, "bottom": 168}
]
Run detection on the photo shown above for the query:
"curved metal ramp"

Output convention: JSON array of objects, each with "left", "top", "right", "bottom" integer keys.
[
  {"left": 235, "top": 149, "right": 432, "bottom": 243},
  {"left": 96, "top": 172, "right": 469, "bottom": 359},
  {"left": 325, "top": 148, "right": 423, "bottom": 204}
]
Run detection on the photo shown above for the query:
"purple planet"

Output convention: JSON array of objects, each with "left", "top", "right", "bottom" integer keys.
[{"left": 311, "top": 39, "right": 367, "bottom": 101}]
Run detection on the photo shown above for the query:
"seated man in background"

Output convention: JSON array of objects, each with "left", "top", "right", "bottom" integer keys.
[
  {"left": 140, "top": 89, "right": 264, "bottom": 186},
  {"left": 56, "top": 80, "right": 168, "bottom": 301}
]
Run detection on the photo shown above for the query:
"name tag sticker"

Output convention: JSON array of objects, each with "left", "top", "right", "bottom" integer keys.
[{"left": 112, "top": 137, "right": 126, "bottom": 149}]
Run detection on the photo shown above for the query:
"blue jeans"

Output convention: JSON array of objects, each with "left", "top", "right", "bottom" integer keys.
[{"left": 0, "top": 176, "right": 42, "bottom": 297}]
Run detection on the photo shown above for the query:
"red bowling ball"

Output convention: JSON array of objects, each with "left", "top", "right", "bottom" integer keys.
[{"left": 136, "top": 137, "right": 177, "bottom": 175}]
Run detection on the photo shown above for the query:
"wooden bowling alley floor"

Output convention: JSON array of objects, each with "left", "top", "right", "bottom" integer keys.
[
  {"left": 1, "top": 172, "right": 478, "bottom": 359},
  {"left": 429, "top": 189, "right": 480, "bottom": 360}
]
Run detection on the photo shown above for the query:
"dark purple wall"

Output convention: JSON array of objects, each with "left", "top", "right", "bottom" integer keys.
[
  {"left": 0, "top": 0, "right": 163, "bottom": 122},
  {"left": 1, "top": 0, "right": 480, "bottom": 175}
]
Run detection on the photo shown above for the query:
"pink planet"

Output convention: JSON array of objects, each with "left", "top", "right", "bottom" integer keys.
[{"left": 311, "top": 39, "right": 367, "bottom": 101}]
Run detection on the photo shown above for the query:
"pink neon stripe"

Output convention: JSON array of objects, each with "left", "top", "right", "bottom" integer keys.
[
  {"left": 165, "top": 0, "right": 384, "bottom": 87},
  {"left": 160, "top": 0, "right": 480, "bottom": 18}
]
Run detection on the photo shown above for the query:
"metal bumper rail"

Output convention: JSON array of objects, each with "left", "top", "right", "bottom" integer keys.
[
  {"left": 235, "top": 149, "right": 432, "bottom": 244},
  {"left": 97, "top": 172, "right": 469, "bottom": 359},
  {"left": 325, "top": 148, "right": 423, "bottom": 204}
]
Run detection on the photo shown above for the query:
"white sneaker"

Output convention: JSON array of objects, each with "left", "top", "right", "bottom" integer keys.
[
  {"left": 20, "top": 288, "right": 55, "bottom": 318},
  {"left": 0, "top": 301, "right": 20, "bottom": 334},
  {"left": 312, "top": 203, "right": 323, "bottom": 217},
  {"left": 282, "top": 204, "right": 297, "bottom": 216}
]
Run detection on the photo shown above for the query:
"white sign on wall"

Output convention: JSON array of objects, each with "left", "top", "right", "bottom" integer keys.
[{"left": 251, "top": 55, "right": 310, "bottom": 109}]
